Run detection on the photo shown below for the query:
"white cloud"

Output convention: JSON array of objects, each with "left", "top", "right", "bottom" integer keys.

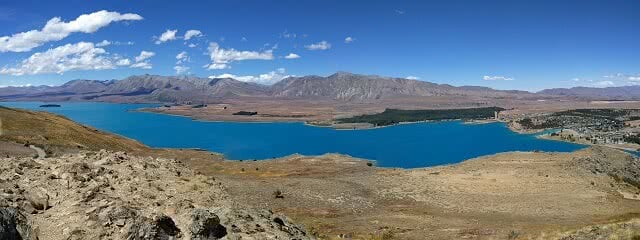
[
  {"left": 130, "top": 62, "right": 152, "bottom": 69},
  {"left": 395, "top": 9, "right": 406, "bottom": 15},
  {"left": 0, "top": 10, "right": 142, "bottom": 52},
  {"left": 174, "top": 51, "right": 190, "bottom": 74},
  {"left": 601, "top": 72, "right": 640, "bottom": 84},
  {"left": 208, "top": 68, "right": 291, "bottom": 85},
  {"left": 130, "top": 51, "right": 155, "bottom": 69},
  {"left": 483, "top": 75, "right": 514, "bottom": 81},
  {"left": 604, "top": 73, "right": 625, "bottom": 78},
  {"left": 406, "top": 76, "right": 420, "bottom": 80},
  {"left": 174, "top": 65, "right": 190, "bottom": 74},
  {"left": 96, "top": 40, "right": 134, "bottom": 47},
  {"left": 0, "top": 42, "right": 117, "bottom": 75},
  {"left": 593, "top": 80, "right": 615, "bottom": 87},
  {"left": 188, "top": 43, "right": 197, "bottom": 48},
  {"left": 280, "top": 30, "right": 297, "bottom": 39},
  {"left": 0, "top": 84, "right": 32, "bottom": 88},
  {"left": 184, "top": 30, "right": 202, "bottom": 40},
  {"left": 135, "top": 51, "right": 155, "bottom": 62},
  {"left": 206, "top": 42, "right": 274, "bottom": 70},
  {"left": 305, "top": 41, "right": 331, "bottom": 50},
  {"left": 96, "top": 40, "right": 111, "bottom": 47},
  {"left": 344, "top": 37, "right": 355, "bottom": 43},
  {"left": 284, "top": 53, "right": 300, "bottom": 59},
  {"left": 176, "top": 51, "right": 188, "bottom": 62},
  {"left": 115, "top": 58, "right": 131, "bottom": 66},
  {"left": 0, "top": 41, "right": 157, "bottom": 75},
  {"left": 155, "top": 29, "right": 177, "bottom": 44}
]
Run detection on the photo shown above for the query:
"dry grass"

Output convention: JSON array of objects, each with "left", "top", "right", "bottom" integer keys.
[
  {"left": 0, "top": 106, "right": 222, "bottom": 162},
  {"left": 0, "top": 106, "right": 148, "bottom": 153}
]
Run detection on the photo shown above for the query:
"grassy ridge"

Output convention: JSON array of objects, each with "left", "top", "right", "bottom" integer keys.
[
  {"left": 0, "top": 106, "right": 149, "bottom": 154},
  {"left": 338, "top": 107, "right": 504, "bottom": 126},
  {"left": 0, "top": 106, "right": 221, "bottom": 161}
]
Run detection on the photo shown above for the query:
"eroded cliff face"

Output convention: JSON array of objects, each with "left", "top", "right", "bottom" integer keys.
[{"left": 0, "top": 150, "right": 313, "bottom": 240}]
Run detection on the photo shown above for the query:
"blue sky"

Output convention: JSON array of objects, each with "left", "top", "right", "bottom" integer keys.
[{"left": 0, "top": 0, "right": 638, "bottom": 91}]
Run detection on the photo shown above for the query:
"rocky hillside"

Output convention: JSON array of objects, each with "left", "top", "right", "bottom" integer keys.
[
  {"left": 0, "top": 75, "right": 270, "bottom": 103},
  {"left": 270, "top": 72, "right": 536, "bottom": 100},
  {"left": 0, "top": 72, "right": 542, "bottom": 103},
  {"left": 6, "top": 72, "right": 640, "bottom": 103},
  {"left": 538, "top": 85, "right": 640, "bottom": 100},
  {"left": 0, "top": 150, "right": 313, "bottom": 240}
]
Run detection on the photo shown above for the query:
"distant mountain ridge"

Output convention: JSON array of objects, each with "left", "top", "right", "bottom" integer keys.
[
  {"left": 0, "top": 75, "right": 270, "bottom": 102},
  {"left": 1, "top": 72, "right": 635, "bottom": 103},
  {"left": 538, "top": 86, "right": 640, "bottom": 100},
  {"left": 270, "top": 72, "right": 535, "bottom": 100}
]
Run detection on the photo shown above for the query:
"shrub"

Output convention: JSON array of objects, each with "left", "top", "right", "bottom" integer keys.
[{"left": 273, "top": 189, "right": 284, "bottom": 199}]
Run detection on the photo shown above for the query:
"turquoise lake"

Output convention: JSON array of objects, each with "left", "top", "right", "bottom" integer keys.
[{"left": 1, "top": 102, "right": 585, "bottom": 168}]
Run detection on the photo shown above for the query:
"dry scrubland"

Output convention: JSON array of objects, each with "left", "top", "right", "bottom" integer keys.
[
  {"left": 2, "top": 106, "right": 640, "bottom": 239},
  {"left": 188, "top": 148, "right": 640, "bottom": 239}
]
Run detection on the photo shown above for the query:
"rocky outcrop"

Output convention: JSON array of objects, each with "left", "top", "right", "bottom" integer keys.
[
  {"left": 126, "top": 214, "right": 182, "bottom": 240},
  {"left": 0, "top": 207, "right": 38, "bottom": 240},
  {"left": 189, "top": 209, "right": 226, "bottom": 239},
  {"left": 556, "top": 218, "right": 640, "bottom": 240},
  {"left": 568, "top": 146, "right": 640, "bottom": 188},
  {"left": 0, "top": 150, "right": 313, "bottom": 240},
  {"left": 213, "top": 208, "right": 310, "bottom": 239}
]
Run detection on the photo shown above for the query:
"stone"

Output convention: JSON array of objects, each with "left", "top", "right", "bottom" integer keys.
[
  {"left": 190, "top": 209, "right": 227, "bottom": 240},
  {"left": 0, "top": 207, "right": 38, "bottom": 240},
  {"left": 19, "top": 201, "right": 37, "bottom": 214},
  {"left": 26, "top": 189, "right": 49, "bottom": 211},
  {"left": 126, "top": 214, "right": 181, "bottom": 240},
  {"left": 114, "top": 218, "right": 126, "bottom": 227}
]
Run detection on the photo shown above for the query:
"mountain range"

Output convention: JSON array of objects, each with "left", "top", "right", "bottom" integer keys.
[
  {"left": 0, "top": 72, "right": 638, "bottom": 103},
  {"left": 538, "top": 86, "right": 640, "bottom": 100}
]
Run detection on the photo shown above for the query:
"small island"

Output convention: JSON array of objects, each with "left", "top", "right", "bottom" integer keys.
[{"left": 39, "top": 104, "right": 61, "bottom": 108}]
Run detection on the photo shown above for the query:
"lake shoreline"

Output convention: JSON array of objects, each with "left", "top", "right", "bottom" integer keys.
[
  {"left": 3, "top": 104, "right": 638, "bottom": 239},
  {"left": 1, "top": 101, "right": 586, "bottom": 169},
  {"left": 141, "top": 106, "right": 506, "bottom": 130}
]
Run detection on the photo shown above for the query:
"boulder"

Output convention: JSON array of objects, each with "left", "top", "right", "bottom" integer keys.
[
  {"left": 25, "top": 189, "right": 49, "bottom": 211},
  {"left": 0, "top": 207, "right": 38, "bottom": 240},
  {"left": 214, "top": 208, "right": 313, "bottom": 239},
  {"left": 126, "top": 214, "right": 181, "bottom": 240},
  {"left": 189, "top": 209, "right": 227, "bottom": 240}
]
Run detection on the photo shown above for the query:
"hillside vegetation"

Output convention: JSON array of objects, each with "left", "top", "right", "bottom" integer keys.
[{"left": 338, "top": 107, "right": 504, "bottom": 126}]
